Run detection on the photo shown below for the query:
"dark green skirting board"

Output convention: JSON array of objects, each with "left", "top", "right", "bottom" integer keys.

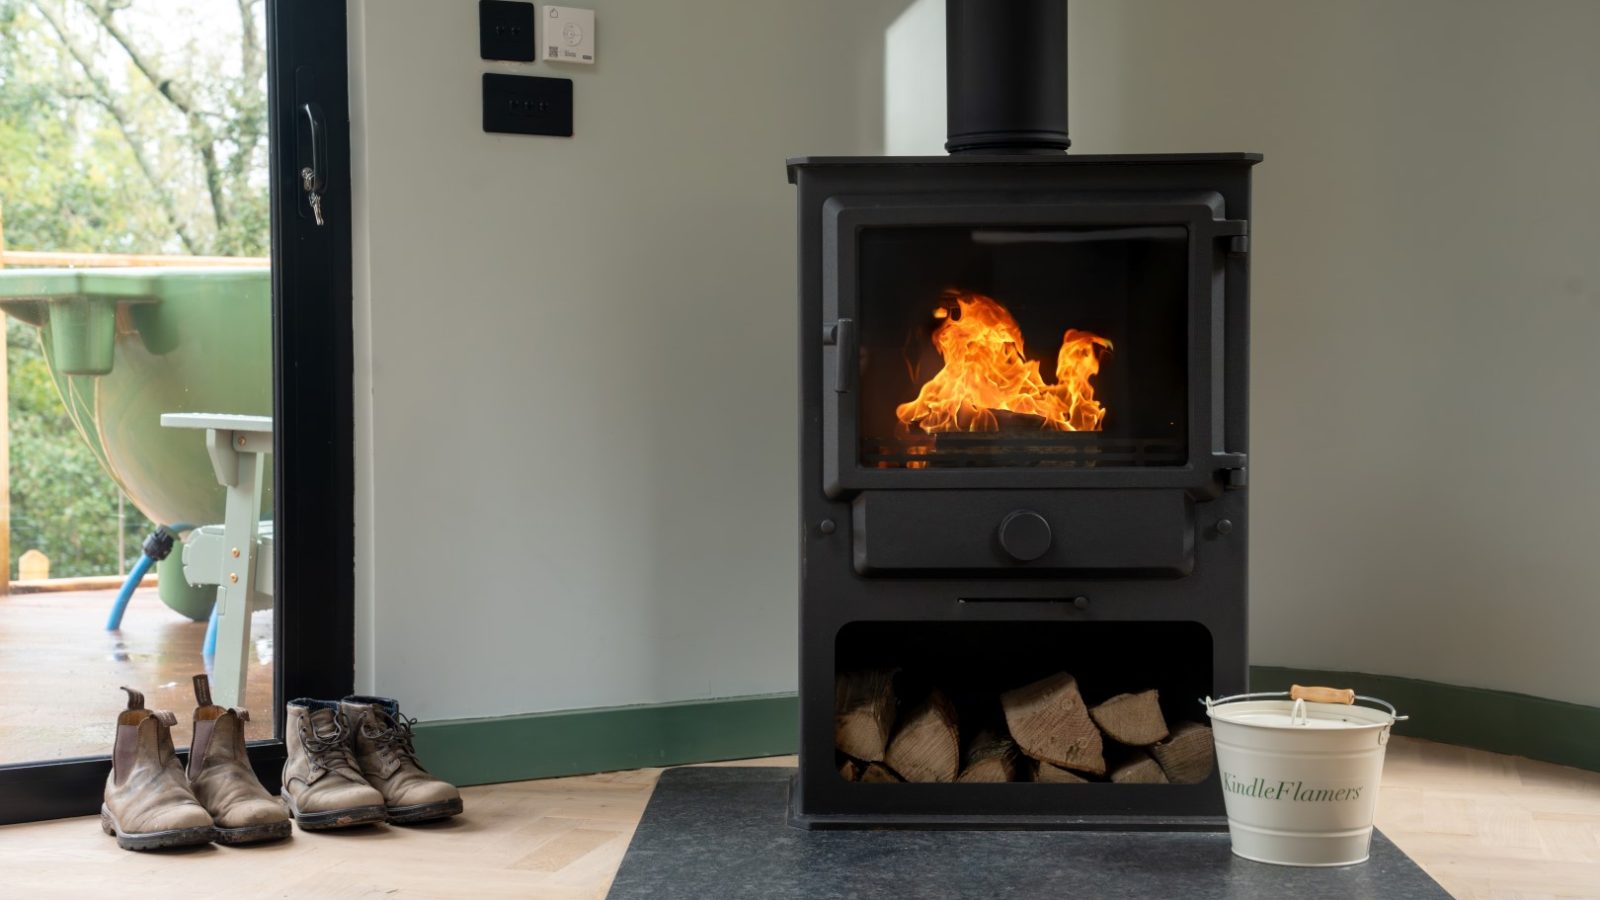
[
  {"left": 412, "top": 669, "right": 1599, "bottom": 788},
  {"left": 411, "top": 693, "right": 799, "bottom": 787},
  {"left": 1251, "top": 667, "right": 1600, "bottom": 773}
]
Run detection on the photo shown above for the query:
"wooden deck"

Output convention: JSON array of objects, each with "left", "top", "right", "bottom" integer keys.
[
  {"left": 0, "top": 587, "right": 274, "bottom": 764},
  {"left": 0, "top": 740, "right": 1596, "bottom": 898}
]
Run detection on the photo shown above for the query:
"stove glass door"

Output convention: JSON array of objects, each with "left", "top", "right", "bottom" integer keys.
[{"left": 856, "top": 224, "right": 1189, "bottom": 471}]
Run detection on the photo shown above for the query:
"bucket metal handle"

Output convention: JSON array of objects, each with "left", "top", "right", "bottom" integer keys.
[{"left": 1202, "top": 691, "right": 1408, "bottom": 721}]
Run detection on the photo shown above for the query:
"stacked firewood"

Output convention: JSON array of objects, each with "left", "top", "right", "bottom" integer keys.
[{"left": 835, "top": 669, "right": 1214, "bottom": 784}]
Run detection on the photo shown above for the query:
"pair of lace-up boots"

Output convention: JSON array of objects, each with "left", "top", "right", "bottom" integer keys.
[
  {"left": 100, "top": 677, "right": 461, "bottom": 851},
  {"left": 280, "top": 695, "right": 462, "bottom": 830}
]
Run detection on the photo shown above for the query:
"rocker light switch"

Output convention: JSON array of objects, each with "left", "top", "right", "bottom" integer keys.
[{"left": 541, "top": 6, "right": 594, "bottom": 64}]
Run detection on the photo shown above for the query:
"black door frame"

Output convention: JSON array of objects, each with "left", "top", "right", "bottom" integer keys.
[{"left": 0, "top": 0, "right": 354, "bottom": 825}]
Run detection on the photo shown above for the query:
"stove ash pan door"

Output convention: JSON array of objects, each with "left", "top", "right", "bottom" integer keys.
[
  {"left": 820, "top": 194, "right": 1246, "bottom": 499},
  {"left": 851, "top": 489, "right": 1194, "bottom": 577}
]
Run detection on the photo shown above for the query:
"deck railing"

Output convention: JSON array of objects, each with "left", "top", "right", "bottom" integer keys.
[
  {"left": 0, "top": 202, "right": 267, "bottom": 591},
  {"left": 0, "top": 250, "right": 268, "bottom": 268}
]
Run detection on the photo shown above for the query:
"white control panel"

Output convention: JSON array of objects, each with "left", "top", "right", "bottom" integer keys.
[{"left": 542, "top": 6, "right": 594, "bottom": 65}]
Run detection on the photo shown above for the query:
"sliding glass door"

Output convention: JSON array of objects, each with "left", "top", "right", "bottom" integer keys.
[{"left": 0, "top": 0, "right": 353, "bottom": 824}]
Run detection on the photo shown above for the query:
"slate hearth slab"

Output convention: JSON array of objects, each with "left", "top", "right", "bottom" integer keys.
[{"left": 605, "top": 767, "right": 1450, "bottom": 900}]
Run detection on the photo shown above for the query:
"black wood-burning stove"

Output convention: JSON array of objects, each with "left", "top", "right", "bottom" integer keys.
[{"left": 788, "top": 0, "right": 1259, "bottom": 829}]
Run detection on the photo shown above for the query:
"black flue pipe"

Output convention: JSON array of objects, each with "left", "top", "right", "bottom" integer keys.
[{"left": 945, "top": 0, "right": 1070, "bottom": 154}]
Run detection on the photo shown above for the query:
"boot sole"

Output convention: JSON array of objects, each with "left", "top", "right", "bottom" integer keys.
[
  {"left": 100, "top": 805, "right": 216, "bottom": 851},
  {"left": 386, "top": 797, "right": 464, "bottom": 824},
  {"left": 281, "top": 793, "right": 387, "bottom": 831},
  {"left": 213, "top": 818, "right": 293, "bottom": 845}
]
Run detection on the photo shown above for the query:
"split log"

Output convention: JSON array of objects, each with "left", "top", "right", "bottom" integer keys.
[
  {"left": 1089, "top": 690, "right": 1170, "bottom": 747},
  {"left": 884, "top": 689, "right": 961, "bottom": 783},
  {"left": 1109, "top": 752, "right": 1169, "bottom": 784},
  {"left": 1149, "top": 721, "right": 1215, "bottom": 785},
  {"left": 956, "top": 729, "right": 1025, "bottom": 783},
  {"left": 834, "top": 669, "right": 897, "bottom": 762},
  {"left": 1034, "top": 761, "right": 1088, "bottom": 784},
  {"left": 838, "top": 758, "right": 863, "bottom": 782},
  {"left": 1000, "top": 673, "right": 1105, "bottom": 776},
  {"left": 860, "top": 762, "right": 902, "bottom": 783}
]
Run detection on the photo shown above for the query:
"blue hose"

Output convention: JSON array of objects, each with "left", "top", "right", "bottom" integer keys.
[
  {"left": 104, "top": 553, "right": 156, "bottom": 631},
  {"left": 203, "top": 600, "right": 221, "bottom": 658},
  {"left": 105, "top": 525, "right": 183, "bottom": 631}
]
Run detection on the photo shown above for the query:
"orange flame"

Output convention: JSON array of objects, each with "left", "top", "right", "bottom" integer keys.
[{"left": 895, "top": 292, "right": 1112, "bottom": 433}]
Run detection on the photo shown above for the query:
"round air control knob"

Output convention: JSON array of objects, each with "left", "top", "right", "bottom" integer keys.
[{"left": 998, "top": 510, "right": 1052, "bottom": 562}]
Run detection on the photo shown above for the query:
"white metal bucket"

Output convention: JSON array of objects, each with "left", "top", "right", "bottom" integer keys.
[{"left": 1205, "top": 687, "right": 1405, "bottom": 867}]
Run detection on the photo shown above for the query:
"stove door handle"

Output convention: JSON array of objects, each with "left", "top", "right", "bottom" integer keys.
[{"left": 830, "top": 318, "right": 856, "bottom": 393}]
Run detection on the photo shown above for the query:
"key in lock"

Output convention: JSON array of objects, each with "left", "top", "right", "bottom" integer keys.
[{"left": 300, "top": 167, "right": 324, "bottom": 226}]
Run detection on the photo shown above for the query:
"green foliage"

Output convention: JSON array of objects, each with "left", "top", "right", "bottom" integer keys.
[
  {"left": 7, "top": 319, "right": 151, "bottom": 577},
  {"left": 0, "top": 0, "right": 265, "bottom": 577},
  {"left": 0, "top": 0, "right": 268, "bottom": 256}
]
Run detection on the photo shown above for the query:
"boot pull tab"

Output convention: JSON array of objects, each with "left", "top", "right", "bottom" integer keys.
[
  {"left": 152, "top": 710, "right": 178, "bottom": 726},
  {"left": 235, "top": 708, "right": 251, "bottom": 722},
  {"left": 192, "top": 674, "right": 213, "bottom": 707},
  {"left": 120, "top": 686, "right": 145, "bottom": 711}
]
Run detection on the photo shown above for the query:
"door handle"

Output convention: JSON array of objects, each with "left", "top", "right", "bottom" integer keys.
[{"left": 825, "top": 318, "right": 856, "bottom": 393}]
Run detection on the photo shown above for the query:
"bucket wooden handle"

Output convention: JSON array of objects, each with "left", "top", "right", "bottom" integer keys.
[{"left": 1289, "top": 684, "right": 1355, "bottom": 705}]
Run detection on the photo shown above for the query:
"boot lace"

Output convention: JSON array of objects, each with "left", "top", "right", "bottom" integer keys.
[
  {"left": 362, "top": 708, "right": 423, "bottom": 768},
  {"left": 300, "top": 711, "right": 363, "bottom": 778}
]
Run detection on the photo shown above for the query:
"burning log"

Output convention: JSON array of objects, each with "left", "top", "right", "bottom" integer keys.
[
  {"left": 956, "top": 729, "right": 1026, "bottom": 783},
  {"left": 834, "top": 669, "right": 898, "bottom": 762},
  {"left": 1000, "top": 673, "right": 1106, "bottom": 776},
  {"left": 1109, "top": 752, "right": 1169, "bottom": 785},
  {"left": 894, "top": 292, "right": 1113, "bottom": 435},
  {"left": 1089, "top": 690, "right": 1170, "bottom": 747},
  {"left": 838, "top": 758, "right": 863, "bottom": 782},
  {"left": 884, "top": 689, "right": 961, "bottom": 783},
  {"left": 1149, "top": 721, "right": 1215, "bottom": 785}
]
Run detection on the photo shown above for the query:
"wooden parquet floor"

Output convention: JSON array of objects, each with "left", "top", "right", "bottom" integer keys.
[
  {"left": 0, "top": 739, "right": 1596, "bottom": 898},
  {"left": 1375, "top": 737, "right": 1600, "bottom": 898}
]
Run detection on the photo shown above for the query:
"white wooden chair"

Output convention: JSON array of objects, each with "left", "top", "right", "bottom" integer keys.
[{"left": 159, "top": 414, "right": 273, "bottom": 710}]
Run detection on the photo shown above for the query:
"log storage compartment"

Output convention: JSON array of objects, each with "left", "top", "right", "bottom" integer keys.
[
  {"left": 789, "top": 0, "right": 1256, "bottom": 830},
  {"left": 834, "top": 622, "right": 1217, "bottom": 789},
  {"left": 823, "top": 622, "right": 1224, "bottom": 825}
]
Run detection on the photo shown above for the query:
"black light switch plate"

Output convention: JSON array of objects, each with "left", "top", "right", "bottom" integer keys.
[
  {"left": 483, "top": 73, "right": 573, "bottom": 137},
  {"left": 479, "top": 0, "right": 535, "bottom": 61}
]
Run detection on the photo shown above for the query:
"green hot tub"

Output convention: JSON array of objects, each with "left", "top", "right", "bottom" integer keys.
[{"left": 0, "top": 267, "right": 271, "bottom": 617}]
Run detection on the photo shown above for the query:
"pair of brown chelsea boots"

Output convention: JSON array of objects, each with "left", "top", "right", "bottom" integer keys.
[{"left": 101, "top": 676, "right": 461, "bottom": 850}]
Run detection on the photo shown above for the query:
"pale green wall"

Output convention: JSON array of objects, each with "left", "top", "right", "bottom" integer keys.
[
  {"left": 1066, "top": 0, "right": 1600, "bottom": 708},
  {"left": 347, "top": 0, "right": 896, "bottom": 720},
  {"left": 351, "top": 0, "right": 1600, "bottom": 722}
]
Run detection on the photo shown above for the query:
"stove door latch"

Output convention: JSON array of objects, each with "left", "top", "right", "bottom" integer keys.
[{"left": 822, "top": 318, "right": 856, "bottom": 393}]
